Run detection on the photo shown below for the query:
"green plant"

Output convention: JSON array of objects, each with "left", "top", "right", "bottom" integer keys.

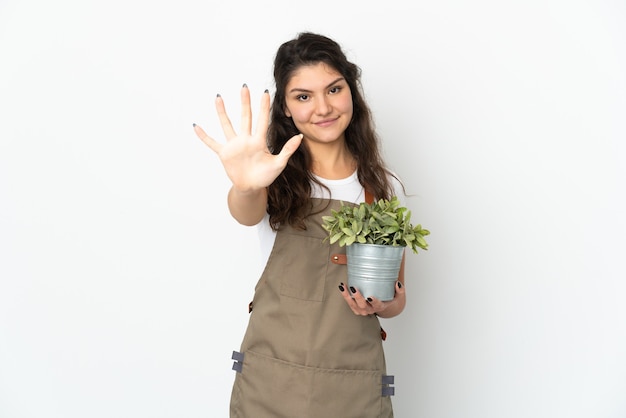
[{"left": 322, "top": 196, "right": 430, "bottom": 254}]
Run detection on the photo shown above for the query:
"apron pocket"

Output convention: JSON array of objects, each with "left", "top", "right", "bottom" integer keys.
[
  {"left": 231, "top": 350, "right": 392, "bottom": 418},
  {"left": 274, "top": 234, "right": 329, "bottom": 302}
]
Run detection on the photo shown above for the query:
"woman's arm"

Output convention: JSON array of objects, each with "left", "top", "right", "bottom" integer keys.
[{"left": 227, "top": 186, "right": 268, "bottom": 226}]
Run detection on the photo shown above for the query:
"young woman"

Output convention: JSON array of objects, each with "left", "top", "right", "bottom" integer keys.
[{"left": 194, "top": 32, "right": 407, "bottom": 418}]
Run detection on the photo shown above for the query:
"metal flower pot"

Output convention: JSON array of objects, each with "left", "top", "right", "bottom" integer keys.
[{"left": 346, "top": 243, "right": 404, "bottom": 302}]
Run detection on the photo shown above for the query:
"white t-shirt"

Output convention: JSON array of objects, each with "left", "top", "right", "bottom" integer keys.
[{"left": 256, "top": 170, "right": 406, "bottom": 266}]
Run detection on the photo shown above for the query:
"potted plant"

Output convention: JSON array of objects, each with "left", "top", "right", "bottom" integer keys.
[{"left": 322, "top": 196, "right": 429, "bottom": 301}]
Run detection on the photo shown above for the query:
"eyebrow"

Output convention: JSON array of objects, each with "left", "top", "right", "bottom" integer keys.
[{"left": 288, "top": 77, "right": 346, "bottom": 94}]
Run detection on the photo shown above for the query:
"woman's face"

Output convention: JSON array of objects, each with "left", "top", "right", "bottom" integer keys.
[{"left": 283, "top": 62, "right": 353, "bottom": 146}]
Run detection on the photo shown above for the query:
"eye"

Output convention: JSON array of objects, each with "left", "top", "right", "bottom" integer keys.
[
  {"left": 329, "top": 86, "right": 342, "bottom": 94},
  {"left": 296, "top": 94, "right": 309, "bottom": 101}
]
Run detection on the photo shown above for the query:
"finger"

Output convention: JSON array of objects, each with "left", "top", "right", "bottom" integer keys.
[
  {"left": 215, "top": 94, "right": 237, "bottom": 139},
  {"left": 240, "top": 84, "right": 252, "bottom": 135},
  {"left": 338, "top": 283, "right": 360, "bottom": 314},
  {"left": 349, "top": 286, "right": 371, "bottom": 310},
  {"left": 366, "top": 296, "right": 386, "bottom": 312},
  {"left": 395, "top": 280, "right": 405, "bottom": 295},
  {"left": 193, "top": 123, "right": 222, "bottom": 153},
  {"left": 254, "top": 89, "right": 271, "bottom": 137},
  {"left": 338, "top": 282, "right": 354, "bottom": 304},
  {"left": 275, "top": 133, "right": 303, "bottom": 165}
]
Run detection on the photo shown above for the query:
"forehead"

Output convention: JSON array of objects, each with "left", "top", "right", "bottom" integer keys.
[{"left": 286, "top": 62, "right": 343, "bottom": 90}]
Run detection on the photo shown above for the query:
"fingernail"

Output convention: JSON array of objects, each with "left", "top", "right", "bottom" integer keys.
[
  {"left": 264, "top": 89, "right": 269, "bottom": 94},
  {"left": 216, "top": 93, "right": 221, "bottom": 98},
  {"left": 397, "top": 282, "right": 403, "bottom": 289},
  {"left": 192, "top": 123, "right": 196, "bottom": 127},
  {"left": 242, "top": 83, "right": 248, "bottom": 88},
  {"left": 367, "top": 297, "right": 373, "bottom": 302},
  {"left": 338, "top": 284, "right": 345, "bottom": 292},
  {"left": 350, "top": 286, "right": 357, "bottom": 294}
]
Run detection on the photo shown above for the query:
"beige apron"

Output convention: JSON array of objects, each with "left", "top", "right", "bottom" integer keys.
[{"left": 230, "top": 198, "right": 394, "bottom": 418}]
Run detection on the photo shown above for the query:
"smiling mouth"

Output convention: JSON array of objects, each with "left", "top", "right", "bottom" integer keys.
[{"left": 315, "top": 117, "right": 338, "bottom": 127}]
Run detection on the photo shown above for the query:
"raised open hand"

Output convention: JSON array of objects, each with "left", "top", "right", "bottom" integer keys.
[{"left": 193, "top": 85, "right": 302, "bottom": 193}]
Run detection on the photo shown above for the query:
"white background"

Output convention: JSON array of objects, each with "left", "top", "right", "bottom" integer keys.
[{"left": 1, "top": 0, "right": 625, "bottom": 417}]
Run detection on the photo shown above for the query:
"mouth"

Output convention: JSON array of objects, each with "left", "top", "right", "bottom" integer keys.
[{"left": 314, "top": 117, "right": 338, "bottom": 127}]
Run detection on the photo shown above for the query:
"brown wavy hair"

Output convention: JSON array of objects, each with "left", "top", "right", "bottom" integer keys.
[{"left": 267, "top": 32, "right": 397, "bottom": 230}]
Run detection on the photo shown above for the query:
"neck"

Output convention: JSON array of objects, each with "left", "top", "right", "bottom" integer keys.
[{"left": 308, "top": 142, "right": 356, "bottom": 180}]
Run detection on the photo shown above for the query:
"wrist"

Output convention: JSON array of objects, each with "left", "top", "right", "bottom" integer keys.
[{"left": 230, "top": 185, "right": 264, "bottom": 196}]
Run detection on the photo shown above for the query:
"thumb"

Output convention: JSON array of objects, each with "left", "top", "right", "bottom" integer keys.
[
  {"left": 276, "top": 133, "right": 303, "bottom": 163},
  {"left": 395, "top": 281, "right": 405, "bottom": 295}
]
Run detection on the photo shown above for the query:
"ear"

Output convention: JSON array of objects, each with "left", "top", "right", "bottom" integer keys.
[{"left": 284, "top": 107, "right": 292, "bottom": 118}]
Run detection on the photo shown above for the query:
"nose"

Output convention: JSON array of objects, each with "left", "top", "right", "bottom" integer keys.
[{"left": 315, "top": 95, "right": 332, "bottom": 116}]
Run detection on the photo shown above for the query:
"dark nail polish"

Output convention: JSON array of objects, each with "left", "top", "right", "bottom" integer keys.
[
  {"left": 216, "top": 93, "right": 221, "bottom": 98},
  {"left": 350, "top": 286, "right": 357, "bottom": 294},
  {"left": 264, "top": 89, "right": 269, "bottom": 94},
  {"left": 397, "top": 282, "right": 403, "bottom": 289},
  {"left": 367, "top": 297, "right": 373, "bottom": 302},
  {"left": 242, "top": 83, "right": 248, "bottom": 88},
  {"left": 192, "top": 123, "right": 196, "bottom": 127},
  {"left": 338, "top": 284, "right": 345, "bottom": 292}
]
